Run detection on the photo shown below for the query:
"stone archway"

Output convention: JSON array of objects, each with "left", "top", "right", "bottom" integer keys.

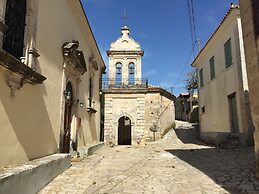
[
  {"left": 118, "top": 116, "right": 132, "bottom": 145},
  {"left": 62, "top": 81, "right": 74, "bottom": 153}
]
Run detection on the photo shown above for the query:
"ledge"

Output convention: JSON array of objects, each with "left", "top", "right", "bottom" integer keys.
[
  {"left": 0, "top": 49, "right": 46, "bottom": 84},
  {"left": 0, "top": 154, "right": 70, "bottom": 194},
  {"left": 87, "top": 107, "right": 97, "bottom": 113}
]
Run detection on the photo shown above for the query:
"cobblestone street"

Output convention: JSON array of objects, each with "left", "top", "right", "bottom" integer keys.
[{"left": 39, "top": 121, "right": 258, "bottom": 194}]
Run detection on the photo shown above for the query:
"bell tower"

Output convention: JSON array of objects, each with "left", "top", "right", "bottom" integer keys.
[{"left": 107, "top": 25, "right": 144, "bottom": 86}]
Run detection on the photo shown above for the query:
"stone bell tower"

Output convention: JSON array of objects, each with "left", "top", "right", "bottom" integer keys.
[
  {"left": 107, "top": 25, "right": 144, "bottom": 85},
  {"left": 103, "top": 25, "right": 175, "bottom": 146}
]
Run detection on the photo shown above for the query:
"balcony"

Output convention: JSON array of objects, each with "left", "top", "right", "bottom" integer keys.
[{"left": 102, "top": 78, "right": 148, "bottom": 90}]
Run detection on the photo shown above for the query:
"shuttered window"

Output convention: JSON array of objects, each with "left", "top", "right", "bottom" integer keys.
[
  {"left": 2, "top": 0, "right": 26, "bottom": 59},
  {"left": 199, "top": 68, "right": 204, "bottom": 88},
  {"left": 210, "top": 56, "right": 215, "bottom": 80},
  {"left": 228, "top": 94, "right": 239, "bottom": 133},
  {"left": 224, "top": 38, "right": 232, "bottom": 68}
]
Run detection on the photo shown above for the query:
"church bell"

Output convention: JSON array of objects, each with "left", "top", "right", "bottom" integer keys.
[
  {"left": 129, "top": 66, "right": 134, "bottom": 75},
  {"left": 116, "top": 66, "right": 122, "bottom": 74}
]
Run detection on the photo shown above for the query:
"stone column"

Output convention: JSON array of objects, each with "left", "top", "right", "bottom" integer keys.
[
  {"left": 108, "top": 57, "right": 116, "bottom": 86},
  {"left": 24, "top": 0, "right": 40, "bottom": 70},
  {"left": 240, "top": 0, "right": 259, "bottom": 178},
  {"left": 122, "top": 58, "right": 128, "bottom": 85},
  {"left": 135, "top": 56, "right": 142, "bottom": 85}
]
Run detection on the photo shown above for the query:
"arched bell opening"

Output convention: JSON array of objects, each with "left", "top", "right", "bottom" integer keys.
[
  {"left": 115, "top": 62, "right": 122, "bottom": 87},
  {"left": 128, "top": 63, "right": 135, "bottom": 85}
]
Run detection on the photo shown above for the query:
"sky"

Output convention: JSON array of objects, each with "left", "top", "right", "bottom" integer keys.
[{"left": 81, "top": 0, "right": 239, "bottom": 96}]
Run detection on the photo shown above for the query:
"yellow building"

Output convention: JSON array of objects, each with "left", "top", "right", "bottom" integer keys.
[
  {"left": 240, "top": 0, "right": 259, "bottom": 178},
  {"left": 191, "top": 4, "right": 254, "bottom": 148},
  {"left": 0, "top": 0, "right": 105, "bottom": 192}
]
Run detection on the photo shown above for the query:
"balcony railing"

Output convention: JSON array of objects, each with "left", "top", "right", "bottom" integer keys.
[{"left": 102, "top": 78, "right": 148, "bottom": 89}]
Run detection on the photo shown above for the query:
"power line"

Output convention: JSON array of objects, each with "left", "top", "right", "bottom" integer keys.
[
  {"left": 191, "top": 0, "right": 197, "bottom": 42},
  {"left": 187, "top": 0, "right": 195, "bottom": 50},
  {"left": 174, "top": 46, "right": 196, "bottom": 86},
  {"left": 187, "top": 0, "right": 198, "bottom": 55}
]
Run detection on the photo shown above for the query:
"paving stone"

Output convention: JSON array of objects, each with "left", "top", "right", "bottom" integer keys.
[{"left": 39, "top": 121, "right": 257, "bottom": 194}]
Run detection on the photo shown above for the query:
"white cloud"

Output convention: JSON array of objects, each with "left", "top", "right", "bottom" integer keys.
[{"left": 143, "top": 69, "right": 157, "bottom": 77}]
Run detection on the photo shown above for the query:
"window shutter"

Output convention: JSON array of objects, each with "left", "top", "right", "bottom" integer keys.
[
  {"left": 199, "top": 68, "right": 204, "bottom": 88},
  {"left": 224, "top": 39, "right": 232, "bottom": 68},
  {"left": 210, "top": 56, "right": 215, "bottom": 80}
]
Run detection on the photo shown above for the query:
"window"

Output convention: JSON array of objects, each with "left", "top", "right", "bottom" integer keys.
[
  {"left": 199, "top": 68, "right": 204, "bottom": 88},
  {"left": 202, "top": 106, "right": 205, "bottom": 113},
  {"left": 228, "top": 93, "right": 239, "bottom": 133},
  {"left": 210, "top": 56, "right": 215, "bottom": 80},
  {"left": 2, "top": 0, "right": 27, "bottom": 59},
  {"left": 224, "top": 38, "right": 232, "bottom": 68}
]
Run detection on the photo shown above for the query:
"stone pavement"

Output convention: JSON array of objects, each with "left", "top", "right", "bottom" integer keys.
[{"left": 39, "top": 121, "right": 258, "bottom": 194}]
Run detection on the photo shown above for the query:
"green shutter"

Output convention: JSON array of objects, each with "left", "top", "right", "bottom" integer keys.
[
  {"left": 210, "top": 56, "right": 215, "bottom": 80},
  {"left": 199, "top": 68, "right": 204, "bottom": 88},
  {"left": 224, "top": 38, "right": 232, "bottom": 68}
]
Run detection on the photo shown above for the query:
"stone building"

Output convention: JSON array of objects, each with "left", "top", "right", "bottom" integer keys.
[
  {"left": 240, "top": 0, "right": 259, "bottom": 178},
  {"left": 175, "top": 93, "right": 198, "bottom": 123},
  {"left": 103, "top": 26, "right": 175, "bottom": 146},
  {"left": 191, "top": 4, "right": 254, "bottom": 147},
  {"left": 0, "top": 0, "right": 105, "bottom": 192}
]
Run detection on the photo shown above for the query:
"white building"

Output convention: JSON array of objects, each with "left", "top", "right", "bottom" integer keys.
[{"left": 191, "top": 5, "right": 254, "bottom": 147}]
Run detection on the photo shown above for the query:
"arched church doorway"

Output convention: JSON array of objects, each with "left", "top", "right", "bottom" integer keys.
[
  {"left": 118, "top": 116, "right": 132, "bottom": 145},
  {"left": 62, "top": 82, "right": 73, "bottom": 153}
]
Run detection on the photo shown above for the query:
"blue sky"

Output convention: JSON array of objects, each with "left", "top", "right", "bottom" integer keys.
[{"left": 81, "top": 0, "right": 239, "bottom": 95}]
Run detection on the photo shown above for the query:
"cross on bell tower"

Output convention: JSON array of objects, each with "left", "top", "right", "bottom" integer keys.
[{"left": 122, "top": 9, "right": 127, "bottom": 27}]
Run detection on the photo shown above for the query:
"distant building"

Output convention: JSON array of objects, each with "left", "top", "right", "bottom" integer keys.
[
  {"left": 103, "top": 26, "right": 175, "bottom": 146},
  {"left": 240, "top": 0, "right": 259, "bottom": 178},
  {"left": 191, "top": 5, "right": 254, "bottom": 147},
  {"left": 0, "top": 0, "right": 105, "bottom": 192},
  {"left": 175, "top": 93, "right": 190, "bottom": 121},
  {"left": 175, "top": 93, "right": 198, "bottom": 123}
]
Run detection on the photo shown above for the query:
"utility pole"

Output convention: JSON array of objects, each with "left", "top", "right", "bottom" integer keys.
[{"left": 197, "top": 38, "right": 201, "bottom": 52}]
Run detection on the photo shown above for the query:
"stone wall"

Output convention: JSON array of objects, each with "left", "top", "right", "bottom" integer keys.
[
  {"left": 104, "top": 92, "right": 146, "bottom": 145},
  {"left": 144, "top": 92, "right": 175, "bottom": 141}
]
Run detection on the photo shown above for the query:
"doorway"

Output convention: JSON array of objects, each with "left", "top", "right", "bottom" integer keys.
[
  {"left": 118, "top": 116, "right": 132, "bottom": 145},
  {"left": 62, "top": 82, "right": 73, "bottom": 153}
]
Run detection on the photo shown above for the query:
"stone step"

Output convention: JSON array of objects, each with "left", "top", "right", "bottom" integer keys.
[{"left": 0, "top": 154, "right": 70, "bottom": 194}]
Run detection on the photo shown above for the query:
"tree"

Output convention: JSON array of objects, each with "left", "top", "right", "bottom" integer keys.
[{"left": 185, "top": 69, "right": 197, "bottom": 91}]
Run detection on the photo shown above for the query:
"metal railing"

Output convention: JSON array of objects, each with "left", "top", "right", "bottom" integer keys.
[{"left": 102, "top": 78, "right": 148, "bottom": 89}]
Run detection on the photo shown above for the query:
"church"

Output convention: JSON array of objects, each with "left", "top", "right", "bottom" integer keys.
[{"left": 103, "top": 25, "right": 175, "bottom": 146}]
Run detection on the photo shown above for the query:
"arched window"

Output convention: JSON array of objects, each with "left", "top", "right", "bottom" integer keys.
[
  {"left": 2, "top": 0, "right": 27, "bottom": 59},
  {"left": 128, "top": 63, "right": 135, "bottom": 85},
  {"left": 115, "top": 62, "right": 122, "bottom": 87}
]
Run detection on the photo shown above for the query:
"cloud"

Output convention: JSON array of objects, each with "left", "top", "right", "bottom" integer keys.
[
  {"left": 143, "top": 69, "right": 157, "bottom": 77},
  {"left": 81, "top": 0, "right": 111, "bottom": 9},
  {"left": 136, "top": 32, "right": 148, "bottom": 40},
  {"left": 158, "top": 80, "right": 173, "bottom": 88},
  {"left": 205, "top": 10, "right": 217, "bottom": 23}
]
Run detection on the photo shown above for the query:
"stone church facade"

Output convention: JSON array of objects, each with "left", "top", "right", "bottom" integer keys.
[{"left": 103, "top": 26, "right": 175, "bottom": 146}]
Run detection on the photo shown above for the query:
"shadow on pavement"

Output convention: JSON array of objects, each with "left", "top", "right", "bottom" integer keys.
[{"left": 165, "top": 147, "right": 258, "bottom": 193}]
